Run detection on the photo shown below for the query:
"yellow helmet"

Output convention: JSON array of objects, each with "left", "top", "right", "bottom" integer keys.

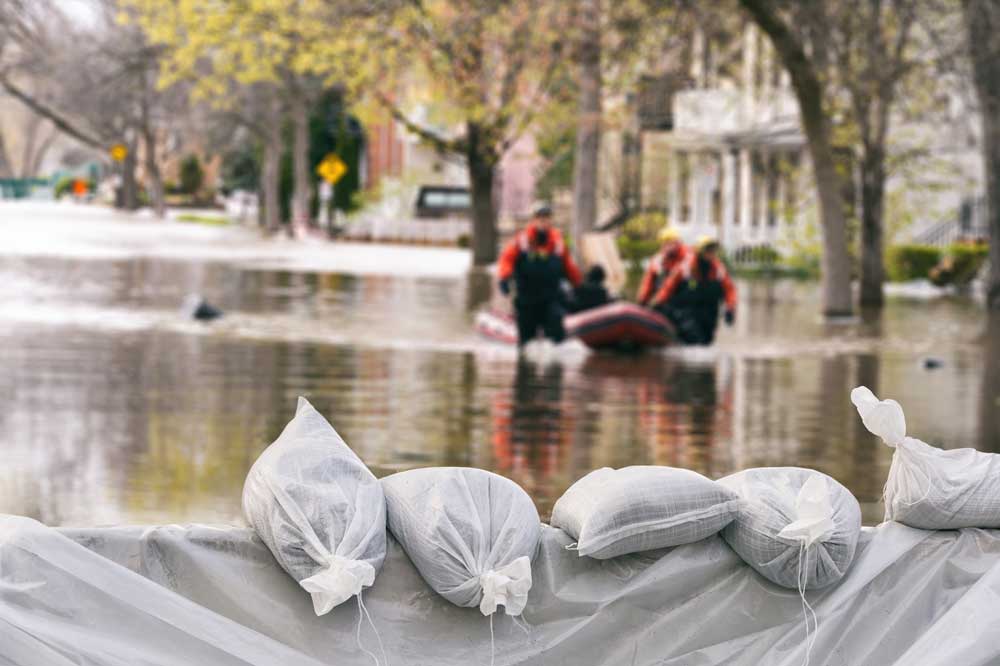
[
  {"left": 695, "top": 234, "right": 719, "bottom": 252},
  {"left": 658, "top": 226, "right": 681, "bottom": 243}
]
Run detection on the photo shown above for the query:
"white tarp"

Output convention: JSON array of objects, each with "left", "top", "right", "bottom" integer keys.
[{"left": 3, "top": 515, "right": 1000, "bottom": 665}]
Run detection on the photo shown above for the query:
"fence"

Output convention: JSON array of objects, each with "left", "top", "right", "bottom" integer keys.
[
  {"left": 0, "top": 178, "right": 53, "bottom": 200},
  {"left": 914, "top": 197, "right": 989, "bottom": 247}
]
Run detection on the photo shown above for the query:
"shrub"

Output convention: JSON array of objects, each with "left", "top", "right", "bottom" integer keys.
[
  {"left": 179, "top": 154, "right": 204, "bottom": 195},
  {"left": 929, "top": 241, "right": 989, "bottom": 286},
  {"left": 886, "top": 244, "right": 942, "bottom": 282},
  {"left": 617, "top": 211, "right": 667, "bottom": 271},
  {"left": 54, "top": 176, "right": 94, "bottom": 198},
  {"left": 54, "top": 176, "right": 75, "bottom": 198}
]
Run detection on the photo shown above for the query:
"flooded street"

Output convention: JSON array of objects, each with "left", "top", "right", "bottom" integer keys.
[{"left": 0, "top": 203, "right": 995, "bottom": 526}]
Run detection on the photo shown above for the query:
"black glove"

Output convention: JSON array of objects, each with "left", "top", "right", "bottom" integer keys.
[
  {"left": 499, "top": 279, "right": 511, "bottom": 296},
  {"left": 724, "top": 309, "right": 735, "bottom": 326}
]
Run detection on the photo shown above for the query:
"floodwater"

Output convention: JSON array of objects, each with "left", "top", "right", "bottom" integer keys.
[{"left": 0, "top": 202, "right": 996, "bottom": 526}]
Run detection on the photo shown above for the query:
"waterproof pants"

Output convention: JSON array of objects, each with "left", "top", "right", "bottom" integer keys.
[{"left": 515, "top": 300, "right": 566, "bottom": 345}]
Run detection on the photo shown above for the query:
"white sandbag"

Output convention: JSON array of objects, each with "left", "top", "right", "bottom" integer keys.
[
  {"left": 381, "top": 467, "right": 540, "bottom": 615},
  {"left": 719, "top": 467, "right": 861, "bottom": 589},
  {"left": 242, "top": 397, "right": 386, "bottom": 615},
  {"left": 550, "top": 466, "right": 742, "bottom": 559},
  {"left": 852, "top": 386, "right": 1000, "bottom": 529}
]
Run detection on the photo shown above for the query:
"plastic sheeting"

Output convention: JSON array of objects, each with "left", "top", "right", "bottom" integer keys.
[{"left": 4, "top": 515, "right": 1000, "bottom": 665}]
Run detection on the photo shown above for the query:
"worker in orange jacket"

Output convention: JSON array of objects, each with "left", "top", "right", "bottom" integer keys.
[
  {"left": 650, "top": 235, "right": 736, "bottom": 345},
  {"left": 636, "top": 226, "right": 690, "bottom": 306},
  {"left": 498, "top": 205, "right": 582, "bottom": 345}
]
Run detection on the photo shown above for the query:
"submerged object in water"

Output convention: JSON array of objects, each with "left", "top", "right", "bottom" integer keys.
[{"left": 182, "top": 294, "right": 223, "bottom": 321}]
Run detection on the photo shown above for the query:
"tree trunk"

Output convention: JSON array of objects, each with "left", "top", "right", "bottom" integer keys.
[
  {"left": 859, "top": 146, "right": 886, "bottom": 307},
  {"left": 467, "top": 122, "right": 499, "bottom": 265},
  {"left": 980, "top": 312, "right": 1000, "bottom": 451},
  {"left": 571, "top": 0, "right": 602, "bottom": 253},
  {"left": 143, "top": 128, "right": 166, "bottom": 219},
  {"left": 18, "top": 114, "right": 41, "bottom": 178},
  {"left": 963, "top": 0, "right": 1000, "bottom": 310},
  {"left": 740, "top": 0, "right": 853, "bottom": 317},
  {"left": 27, "top": 126, "right": 57, "bottom": 178},
  {"left": 0, "top": 132, "right": 13, "bottom": 178},
  {"left": 291, "top": 97, "right": 312, "bottom": 227},
  {"left": 117, "top": 143, "right": 139, "bottom": 211},
  {"left": 258, "top": 95, "right": 284, "bottom": 232},
  {"left": 262, "top": 127, "right": 282, "bottom": 232}
]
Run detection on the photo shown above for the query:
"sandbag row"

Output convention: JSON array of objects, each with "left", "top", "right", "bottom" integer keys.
[
  {"left": 242, "top": 398, "right": 539, "bottom": 618},
  {"left": 551, "top": 465, "right": 862, "bottom": 590},
  {"left": 243, "top": 387, "right": 1000, "bottom": 617}
]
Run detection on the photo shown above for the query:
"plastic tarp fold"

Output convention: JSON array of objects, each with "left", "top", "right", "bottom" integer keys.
[{"left": 3, "top": 515, "right": 1000, "bottom": 665}]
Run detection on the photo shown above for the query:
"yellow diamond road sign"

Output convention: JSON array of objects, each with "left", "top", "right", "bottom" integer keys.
[
  {"left": 316, "top": 154, "right": 347, "bottom": 184},
  {"left": 109, "top": 144, "right": 128, "bottom": 162}
]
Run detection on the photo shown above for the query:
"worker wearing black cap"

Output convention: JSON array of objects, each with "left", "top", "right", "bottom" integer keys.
[{"left": 497, "top": 205, "right": 582, "bottom": 345}]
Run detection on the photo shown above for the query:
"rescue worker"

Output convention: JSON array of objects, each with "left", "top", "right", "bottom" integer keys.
[
  {"left": 498, "top": 205, "right": 582, "bottom": 345},
  {"left": 636, "top": 226, "right": 690, "bottom": 306},
  {"left": 570, "top": 265, "right": 613, "bottom": 313},
  {"left": 650, "top": 235, "right": 736, "bottom": 345}
]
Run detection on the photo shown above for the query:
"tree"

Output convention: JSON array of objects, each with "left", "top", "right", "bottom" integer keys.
[
  {"left": 368, "top": 0, "right": 570, "bottom": 265},
  {"left": 961, "top": 0, "right": 1000, "bottom": 310},
  {"left": 127, "top": 0, "right": 372, "bottom": 230},
  {"left": 571, "top": 0, "right": 602, "bottom": 247},
  {"left": 826, "top": 1, "right": 922, "bottom": 307},
  {"left": 1, "top": 0, "right": 186, "bottom": 215},
  {"left": 739, "top": 0, "right": 854, "bottom": 316}
]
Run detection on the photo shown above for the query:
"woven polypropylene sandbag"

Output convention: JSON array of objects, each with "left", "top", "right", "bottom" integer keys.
[
  {"left": 718, "top": 467, "right": 861, "bottom": 589},
  {"left": 853, "top": 386, "right": 1000, "bottom": 529},
  {"left": 382, "top": 467, "right": 540, "bottom": 616},
  {"left": 242, "top": 397, "right": 386, "bottom": 615},
  {"left": 551, "top": 466, "right": 742, "bottom": 559}
]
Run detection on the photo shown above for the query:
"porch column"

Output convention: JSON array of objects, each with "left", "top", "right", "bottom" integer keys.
[
  {"left": 738, "top": 147, "right": 753, "bottom": 230},
  {"left": 721, "top": 148, "right": 737, "bottom": 248},
  {"left": 669, "top": 148, "right": 682, "bottom": 225}
]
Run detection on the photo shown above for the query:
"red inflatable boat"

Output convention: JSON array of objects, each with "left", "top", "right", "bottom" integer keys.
[
  {"left": 475, "top": 302, "right": 677, "bottom": 351},
  {"left": 566, "top": 302, "right": 677, "bottom": 350}
]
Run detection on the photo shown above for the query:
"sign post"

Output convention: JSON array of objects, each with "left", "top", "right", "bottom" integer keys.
[
  {"left": 109, "top": 144, "right": 128, "bottom": 163},
  {"left": 316, "top": 154, "right": 347, "bottom": 234}
]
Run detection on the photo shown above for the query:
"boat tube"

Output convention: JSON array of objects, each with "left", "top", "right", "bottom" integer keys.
[
  {"left": 565, "top": 302, "right": 677, "bottom": 351},
  {"left": 475, "top": 302, "right": 676, "bottom": 351}
]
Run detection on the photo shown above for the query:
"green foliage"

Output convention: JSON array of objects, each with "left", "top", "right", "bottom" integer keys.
[
  {"left": 929, "top": 242, "right": 989, "bottom": 287},
  {"left": 886, "top": 244, "right": 943, "bottom": 282},
  {"left": 534, "top": 116, "right": 575, "bottom": 202},
  {"left": 54, "top": 176, "right": 94, "bottom": 198},
  {"left": 616, "top": 211, "right": 666, "bottom": 271},
  {"left": 176, "top": 213, "right": 230, "bottom": 226},
  {"left": 278, "top": 91, "right": 364, "bottom": 221},
  {"left": 179, "top": 155, "right": 204, "bottom": 195},
  {"left": 219, "top": 145, "right": 259, "bottom": 194},
  {"left": 54, "top": 177, "right": 74, "bottom": 198}
]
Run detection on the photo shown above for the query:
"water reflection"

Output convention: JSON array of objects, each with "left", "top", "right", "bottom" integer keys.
[
  {"left": 0, "top": 250, "right": 994, "bottom": 527},
  {"left": 980, "top": 313, "right": 1000, "bottom": 452}
]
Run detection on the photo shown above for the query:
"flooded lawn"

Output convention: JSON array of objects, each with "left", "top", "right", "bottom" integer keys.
[{"left": 0, "top": 203, "right": 996, "bottom": 526}]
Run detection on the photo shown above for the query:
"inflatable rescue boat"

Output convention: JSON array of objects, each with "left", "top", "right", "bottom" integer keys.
[{"left": 475, "top": 302, "right": 677, "bottom": 351}]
